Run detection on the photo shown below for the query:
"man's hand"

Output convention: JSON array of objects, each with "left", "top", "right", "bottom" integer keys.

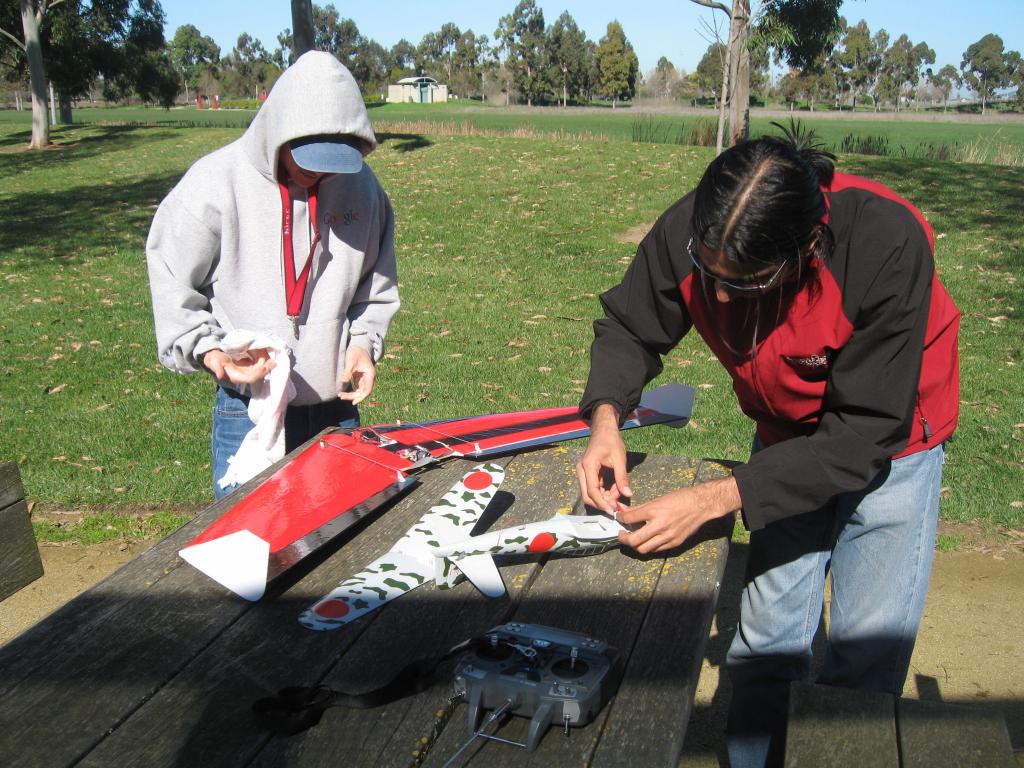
[
  {"left": 203, "top": 348, "right": 275, "bottom": 385},
  {"left": 576, "top": 403, "right": 631, "bottom": 514},
  {"left": 616, "top": 477, "right": 741, "bottom": 554},
  {"left": 337, "top": 345, "right": 376, "bottom": 405}
]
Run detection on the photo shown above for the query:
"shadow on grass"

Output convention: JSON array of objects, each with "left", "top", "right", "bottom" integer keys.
[
  {"left": 376, "top": 131, "right": 431, "bottom": 152},
  {"left": 0, "top": 124, "right": 184, "bottom": 180},
  {"left": 0, "top": 167, "right": 182, "bottom": 257},
  {"left": 843, "top": 156, "right": 1024, "bottom": 258}
]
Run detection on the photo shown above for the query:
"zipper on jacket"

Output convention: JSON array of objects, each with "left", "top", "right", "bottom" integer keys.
[{"left": 916, "top": 393, "right": 932, "bottom": 441}]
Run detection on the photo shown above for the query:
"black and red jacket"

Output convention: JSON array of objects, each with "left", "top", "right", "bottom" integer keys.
[{"left": 580, "top": 172, "right": 960, "bottom": 530}]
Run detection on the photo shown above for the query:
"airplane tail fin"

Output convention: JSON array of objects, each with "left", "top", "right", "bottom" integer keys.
[
  {"left": 439, "top": 553, "right": 507, "bottom": 598},
  {"left": 636, "top": 382, "right": 694, "bottom": 428}
]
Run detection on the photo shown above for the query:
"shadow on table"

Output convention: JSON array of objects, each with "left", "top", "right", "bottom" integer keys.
[{"left": 681, "top": 542, "right": 1024, "bottom": 767}]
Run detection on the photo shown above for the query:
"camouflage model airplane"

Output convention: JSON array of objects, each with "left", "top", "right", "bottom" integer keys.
[{"left": 431, "top": 513, "right": 628, "bottom": 598}]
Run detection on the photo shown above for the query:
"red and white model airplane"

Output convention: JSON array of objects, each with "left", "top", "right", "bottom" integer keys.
[{"left": 178, "top": 383, "right": 694, "bottom": 600}]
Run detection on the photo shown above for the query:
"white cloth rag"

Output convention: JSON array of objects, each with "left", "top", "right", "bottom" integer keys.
[{"left": 217, "top": 330, "right": 296, "bottom": 490}]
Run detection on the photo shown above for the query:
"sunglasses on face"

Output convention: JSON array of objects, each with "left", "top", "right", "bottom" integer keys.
[{"left": 687, "top": 236, "right": 794, "bottom": 293}]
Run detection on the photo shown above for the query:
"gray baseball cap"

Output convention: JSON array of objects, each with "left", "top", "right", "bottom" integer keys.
[{"left": 289, "top": 134, "right": 364, "bottom": 174}]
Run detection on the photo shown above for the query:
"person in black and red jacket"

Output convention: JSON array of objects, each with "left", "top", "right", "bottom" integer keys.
[{"left": 575, "top": 132, "right": 959, "bottom": 768}]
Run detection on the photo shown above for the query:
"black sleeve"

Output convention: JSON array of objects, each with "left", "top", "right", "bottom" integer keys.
[
  {"left": 580, "top": 201, "right": 695, "bottom": 421},
  {"left": 732, "top": 198, "right": 934, "bottom": 529}
]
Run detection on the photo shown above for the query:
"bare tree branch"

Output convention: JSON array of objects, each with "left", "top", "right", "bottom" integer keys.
[
  {"left": 0, "top": 27, "right": 27, "bottom": 51},
  {"left": 689, "top": 0, "right": 732, "bottom": 18}
]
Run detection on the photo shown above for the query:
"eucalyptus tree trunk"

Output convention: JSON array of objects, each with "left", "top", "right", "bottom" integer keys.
[
  {"left": 20, "top": 0, "right": 49, "bottom": 148},
  {"left": 690, "top": 0, "right": 750, "bottom": 154},
  {"left": 726, "top": 0, "right": 750, "bottom": 148}
]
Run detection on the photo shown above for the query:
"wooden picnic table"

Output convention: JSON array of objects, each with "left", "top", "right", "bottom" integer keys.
[{"left": 0, "top": 443, "right": 732, "bottom": 768}]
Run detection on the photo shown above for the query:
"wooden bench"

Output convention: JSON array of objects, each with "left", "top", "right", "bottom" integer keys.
[
  {"left": 0, "top": 461, "right": 43, "bottom": 602},
  {"left": 785, "top": 681, "right": 1016, "bottom": 767},
  {"left": 0, "top": 445, "right": 732, "bottom": 767}
]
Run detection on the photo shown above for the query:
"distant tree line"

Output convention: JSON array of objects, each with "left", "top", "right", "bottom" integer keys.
[
  {"left": 772, "top": 24, "right": 1021, "bottom": 115},
  {"left": 2, "top": 0, "right": 1022, "bottom": 151},
  {"left": 165, "top": 1, "right": 641, "bottom": 108}
]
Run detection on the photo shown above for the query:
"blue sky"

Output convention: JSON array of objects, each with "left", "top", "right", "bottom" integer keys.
[{"left": 162, "top": 0, "right": 1023, "bottom": 75}]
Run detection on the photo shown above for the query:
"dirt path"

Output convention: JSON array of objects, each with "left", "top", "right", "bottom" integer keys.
[{"left": 2, "top": 539, "right": 1021, "bottom": 765}]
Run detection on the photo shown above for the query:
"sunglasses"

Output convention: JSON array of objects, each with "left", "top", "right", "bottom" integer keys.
[{"left": 687, "top": 236, "right": 793, "bottom": 292}]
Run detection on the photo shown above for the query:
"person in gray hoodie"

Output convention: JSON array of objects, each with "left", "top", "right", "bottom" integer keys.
[{"left": 146, "top": 51, "right": 400, "bottom": 499}]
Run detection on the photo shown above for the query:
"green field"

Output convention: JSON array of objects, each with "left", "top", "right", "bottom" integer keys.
[
  {"left": 4, "top": 103, "right": 1024, "bottom": 163},
  {"left": 0, "top": 115, "right": 1021, "bottom": 533}
]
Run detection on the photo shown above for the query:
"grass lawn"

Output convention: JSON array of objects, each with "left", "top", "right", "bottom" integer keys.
[
  {"left": 0, "top": 117, "right": 1021, "bottom": 535},
  {"left": 4, "top": 103, "right": 1024, "bottom": 162}
]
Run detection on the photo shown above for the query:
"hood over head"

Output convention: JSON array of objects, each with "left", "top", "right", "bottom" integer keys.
[{"left": 242, "top": 51, "right": 377, "bottom": 181}]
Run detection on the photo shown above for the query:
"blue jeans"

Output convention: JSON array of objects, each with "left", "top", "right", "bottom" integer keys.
[
  {"left": 211, "top": 386, "right": 360, "bottom": 500},
  {"left": 725, "top": 442, "right": 944, "bottom": 768}
]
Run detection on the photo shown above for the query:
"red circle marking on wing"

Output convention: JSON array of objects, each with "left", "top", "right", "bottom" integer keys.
[
  {"left": 528, "top": 532, "right": 557, "bottom": 553},
  {"left": 314, "top": 599, "right": 350, "bottom": 618},
  {"left": 463, "top": 471, "right": 494, "bottom": 491}
]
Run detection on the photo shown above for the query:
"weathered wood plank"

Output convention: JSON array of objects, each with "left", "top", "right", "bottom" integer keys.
[
  {"left": 0, "top": 461, "right": 42, "bottom": 603},
  {"left": 784, "top": 682, "right": 898, "bottom": 768},
  {"left": 0, "top": 498, "right": 44, "bottom": 603},
  {"left": 591, "top": 459, "right": 732, "bottom": 768},
  {"left": 0, "top": 460, "right": 26, "bottom": 510},
  {"left": 250, "top": 449, "right": 581, "bottom": 768},
  {"left": 898, "top": 698, "right": 1016, "bottom": 768},
  {"left": 73, "top": 458, "right": 488, "bottom": 768}
]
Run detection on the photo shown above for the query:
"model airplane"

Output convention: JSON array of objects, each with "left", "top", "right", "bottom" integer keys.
[
  {"left": 299, "top": 462, "right": 505, "bottom": 630},
  {"left": 432, "top": 513, "right": 628, "bottom": 598},
  {"left": 180, "top": 383, "right": 694, "bottom": 601}
]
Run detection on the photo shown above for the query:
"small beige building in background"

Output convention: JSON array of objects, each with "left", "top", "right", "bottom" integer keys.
[{"left": 387, "top": 76, "right": 449, "bottom": 104}]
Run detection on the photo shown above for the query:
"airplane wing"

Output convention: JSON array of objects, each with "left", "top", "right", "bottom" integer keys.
[{"left": 298, "top": 462, "right": 505, "bottom": 630}]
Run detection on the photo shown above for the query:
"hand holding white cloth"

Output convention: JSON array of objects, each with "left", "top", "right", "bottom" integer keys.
[{"left": 217, "top": 330, "right": 296, "bottom": 490}]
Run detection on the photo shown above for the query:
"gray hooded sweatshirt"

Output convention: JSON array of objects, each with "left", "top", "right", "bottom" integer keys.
[{"left": 146, "top": 52, "right": 399, "bottom": 406}]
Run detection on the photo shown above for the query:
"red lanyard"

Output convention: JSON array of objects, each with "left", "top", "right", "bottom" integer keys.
[{"left": 278, "top": 180, "right": 320, "bottom": 320}]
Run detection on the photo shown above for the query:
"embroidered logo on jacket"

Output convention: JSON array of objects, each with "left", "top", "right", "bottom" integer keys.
[
  {"left": 324, "top": 210, "right": 361, "bottom": 227},
  {"left": 783, "top": 351, "right": 833, "bottom": 381}
]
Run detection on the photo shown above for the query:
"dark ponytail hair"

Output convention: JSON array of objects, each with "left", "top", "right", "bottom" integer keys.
[{"left": 691, "top": 121, "right": 836, "bottom": 269}]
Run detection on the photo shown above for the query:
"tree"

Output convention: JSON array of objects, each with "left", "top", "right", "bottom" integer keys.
[
  {"left": 220, "top": 33, "right": 275, "bottom": 99},
  {"left": 417, "top": 22, "right": 460, "bottom": 84},
  {"left": 924, "top": 64, "right": 961, "bottom": 110},
  {"left": 594, "top": 20, "right": 638, "bottom": 107},
  {"left": 451, "top": 29, "right": 489, "bottom": 98},
  {"left": 882, "top": 33, "right": 934, "bottom": 110},
  {"left": 494, "top": 0, "right": 549, "bottom": 106},
  {"left": 546, "top": 11, "right": 588, "bottom": 106},
  {"left": 836, "top": 19, "right": 885, "bottom": 110},
  {"left": 1, "top": 0, "right": 179, "bottom": 146},
  {"left": 961, "top": 34, "right": 1012, "bottom": 114},
  {"left": 778, "top": 59, "right": 828, "bottom": 110},
  {"left": 168, "top": 24, "right": 220, "bottom": 105},
  {"left": 646, "top": 56, "right": 680, "bottom": 100},
  {"left": 0, "top": 0, "right": 58, "bottom": 147},
  {"left": 350, "top": 38, "right": 390, "bottom": 96},
  {"left": 389, "top": 38, "right": 415, "bottom": 77},
  {"left": 1008, "top": 51, "right": 1024, "bottom": 107},
  {"left": 689, "top": 0, "right": 841, "bottom": 149},
  {"left": 695, "top": 41, "right": 726, "bottom": 100},
  {"left": 313, "top": 5, "right": 361, "bottom": 63}
]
